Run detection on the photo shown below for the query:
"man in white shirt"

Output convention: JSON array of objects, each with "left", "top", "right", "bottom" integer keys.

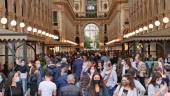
[{"left": 38, "top": 70, "right": 57, "bottom": 96}]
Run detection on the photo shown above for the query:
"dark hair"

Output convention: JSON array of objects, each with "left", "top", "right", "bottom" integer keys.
[
  {"left": 30, "top": 64, "right": 37, "bottom": 75},
  {"left": 149, "top": 72, "right": 161, "bottom": 86},
  {"left": 45, "top": 70, "right": 53, "bottom": 77},
  {"left": 89, "top": 72, "right": 105, "bottom": 96},
  {"left": 127, "top": 68, "right": 137, "bottom": 77},
  {"left": 125, "top": 58, "right": 132, "bottom": 68},
  {"left": 122, "top": 74, "right": 135, "bottom": 90}
]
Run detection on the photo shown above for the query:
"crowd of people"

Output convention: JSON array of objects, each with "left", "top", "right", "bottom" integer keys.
[{"left": 0, "top": 51, "right": 170, "bottom": 96}]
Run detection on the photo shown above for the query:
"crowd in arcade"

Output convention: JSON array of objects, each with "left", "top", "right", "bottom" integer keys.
[{"left": 0, "top": 51, "right": 170, "bottom": 96}]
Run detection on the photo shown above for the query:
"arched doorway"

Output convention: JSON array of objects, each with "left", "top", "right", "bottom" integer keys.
[{"left": 84, "top": 24, "right": 99, "bottom": 49}]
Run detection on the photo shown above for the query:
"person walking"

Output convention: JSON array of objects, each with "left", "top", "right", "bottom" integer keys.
[
  {"left": 5, "top": 72, "right": 23, "bottom": 96},
  {"left": 38, "top": 70, "right": 57, "bottom": 96},
  {"left": 88, "top": 72, "right": 108, "bottom": 96},
  {"left": 148, "top": 72, "right": 168, "bottom": 96},
  {"left": 60, "top": 74, "right": 81, "bottom": 96}
]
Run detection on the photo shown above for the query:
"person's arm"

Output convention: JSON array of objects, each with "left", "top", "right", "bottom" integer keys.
[
  {"left": 154, "top": 85, "right": 168, "bottom": 96},
  {"left": 111, "top": 70, "right": 117, "bottom": 88},
  {"left": 148, "top": 84, "right": 155, "bottom": 96},
  {"left": 38, "top": 83, "right": 42, "bottom": 96},
  {"left": 132, "top": 88, "right": 138, "bottom": 96},
  {"left": 113, "top": 85, "right": 120, "bottom": 96},
  {"left": 52, "top": 90, "right": 56, "bottom": 96},
  {"left": 38, "top": 89, "right": 41, "bottom": 96},
  {"left": 52, "top": 84, "right": 57, "bottom": 96},
  {"left": 134, "top": 80, "right": 146, "bottom": 96}
]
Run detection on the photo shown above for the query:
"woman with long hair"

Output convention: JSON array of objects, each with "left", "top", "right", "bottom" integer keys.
[
  {"left": 148, "top": 72, "right": 168, "bottom": 96},
  {"left": 4, "top": 72, "right": 23, "bottom": 96},
  {"left": 88, "top": 72, "right": 108, "bottom": 96},
  {"left": 121, "top": 59, "right": 132, "bottom": 76},
  {"left": 113, "top": 74, "right": 137, "bottom": 96}
]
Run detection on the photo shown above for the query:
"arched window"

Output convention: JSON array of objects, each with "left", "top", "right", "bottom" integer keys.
[{"left": 84, "top": 24, "right": 99, "bottom": 49}]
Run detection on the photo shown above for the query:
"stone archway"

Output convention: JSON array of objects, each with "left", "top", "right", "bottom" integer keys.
[{"left": 84, "top": 23, "right": 99, "bottom": 49}]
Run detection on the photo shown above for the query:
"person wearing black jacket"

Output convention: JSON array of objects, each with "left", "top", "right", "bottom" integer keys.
[{"left": 5, "top": 72, "right": 23, "bottom": 96}]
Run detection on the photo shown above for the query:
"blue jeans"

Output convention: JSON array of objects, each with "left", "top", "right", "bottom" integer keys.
[
  {"left": 106, "top": 87, "right": 115, "bottom": 96},
  {"left": 81, "top": 88, "right": 89, "bottom": 96},
  {"left": 21, "top": 78, "right": 27, "bottom": 94}
]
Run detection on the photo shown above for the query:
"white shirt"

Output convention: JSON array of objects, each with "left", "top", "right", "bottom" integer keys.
[
  {"left": 39, "top": 80, "right": 56, "bottom": 96},
  {"left": 114, "top": 85, "right": 137, "bottom": 96},
  {"left": 148, "top": 84, "right": 159, "bottom": 96}
]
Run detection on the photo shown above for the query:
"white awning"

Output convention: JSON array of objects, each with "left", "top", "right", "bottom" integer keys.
[
  {"left": 0, "top": 29, "right": 45, "bottom": 42},
  {"left": 123, "top": 28, "right": 170, "bottom": 42}
]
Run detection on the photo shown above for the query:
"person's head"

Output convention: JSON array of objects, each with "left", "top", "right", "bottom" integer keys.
[
  {"left": 49, "top": 60, "right": 54, "bottom": 64},
  {"left": 61, "top": 67, "right": 68, "bottom": 75},
  {"left": 82, "top": 61, "right": 92, "bottom": 71},
  {"left": 44, "top": 70, "right": 53, "bottom": 80},
  {"left": 91, "top": 72, "right": 105, "bottom": 89},
  {"left": 135, "top": 54, "right": 141, "bottom": 62},
  {"left": 30, "top": 64, "right": 37, "bottom": 75},
  {"left": 90, "top": 72, "right": 105, "bottom": 96},
  {"left": 121, "top": 59, "right": 126, "bottom": 65},
  {"left": 112, "top": 64, "right": 117, "bottom": 71},
  {"left": 61, "top": 58, "right": 67, "bottom": 63},
  {"left": 127, "top": 68, "right": 137, "bottom": 78},
  {"left": 158, "top": 57, "right": 163, "bottom": 62},
  {"left": 121, "top": 58, "right": 131, "bottom": 67},
  {"left": 129, "top": 57, "right": 133, "bottom": 63},
  {"left": 20, "top": 59, "right": 25, "bottom": 66},
  {"left": 67, "top": 74, "right": 75, "bottom": 84},
  {"left": 89, "top": 66, "right": 96, "bottom": 74},
  {"left": 8, "top": 64, "right": 14, "bottom": 71},
  {"left": 149, "top": 72, "right": 162, "bottom": 86},
  {"left": 35, "top": 60, "right": 41, "bottom": 68},
  {"left": 121, "top": 74, "right": 135, "bottom": 89},
  {"left": 82, "top": 53, "right": 88, "bottom": 61},
  {"left": 6, "top": 72, "right": 20, "bottom": 87},
  {"left": 153, "top": 66, "right": 162, "bottom": 73},
  {"left": 104, "top": 61, "right": 112, "bottom": 71},
  {"left": 28, "top": 60, "right": 34, "bottom": 67}
]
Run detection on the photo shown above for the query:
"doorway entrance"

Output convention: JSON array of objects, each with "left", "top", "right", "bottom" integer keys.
[{"left": 84, "top": 24, "right": 99, "bottom": 49}]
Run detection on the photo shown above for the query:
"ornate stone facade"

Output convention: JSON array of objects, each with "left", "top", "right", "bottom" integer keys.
[{"left": 53, "top": 0, "right": 129, "bottom": 50}]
